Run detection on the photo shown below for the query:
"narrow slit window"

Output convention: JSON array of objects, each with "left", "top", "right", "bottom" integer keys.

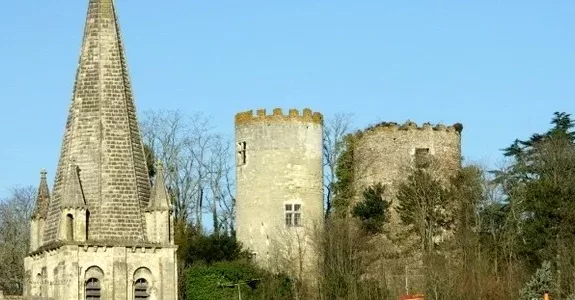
[
  {"left": 86, "top": 210, "right": 90, "bottom": 240},
  {"left": 66, "top": 214, "right": 74, "bottom": 240},
  {"left": 237, "top": 142, "right": 247, "bottom": 165},
  {"left": 40, "top": 268, "right": 47, "bottom": 297}
]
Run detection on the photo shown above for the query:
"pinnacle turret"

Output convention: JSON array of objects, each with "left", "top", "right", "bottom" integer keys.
[
  {"left": 60, "top": 165, "right": 86, "bottom": 209},
  {"left": 32, "top": 169, "right": 50, "bottom": 220},
  {"left": 148, "top": 162, "right": 171, "bottom": 211}
]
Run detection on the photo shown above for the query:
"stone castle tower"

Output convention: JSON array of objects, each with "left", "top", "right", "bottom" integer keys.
[
  {"left": 346, "top": 121, "right": 462, "bottom": 290},
  {"left": 235, "top": 108, "right": 324, "bottom": 275},
  {"left": 351, "top": 121, "right": 462, "bottom": 229},
  {"left": 24, "top": 0, "right": 177, "bottom": 299}
]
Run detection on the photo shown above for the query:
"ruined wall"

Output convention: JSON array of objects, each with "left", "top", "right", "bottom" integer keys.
[
  {"left": 351, "top": 121, "right": 462, "bottom": 228},
  {"left": 235, "top": 108, "right": 324, "bottom": 276}
]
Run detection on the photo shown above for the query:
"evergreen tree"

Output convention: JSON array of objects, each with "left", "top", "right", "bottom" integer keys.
[
  {"left": 333, "top": 134, "right": 357, "bottom": 217},
  {"left": 519, "top": 261, "right": 555, "bottom": 300},
  {"left": 396, "top": 169, "right": 452, "bottom": 253},
  {"left": 351, "top": 183, "right": 390, "bottom": 234},
  {"left": 494, "top": 112, "right": 575, "bottom": 296},
  {"left": 497, "top": 112, "right": 575, "bottom": 265}
]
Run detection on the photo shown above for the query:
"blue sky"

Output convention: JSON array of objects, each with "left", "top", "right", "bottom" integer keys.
[{"left": 0, "top": 1, "right": 574, "bottom": 198}]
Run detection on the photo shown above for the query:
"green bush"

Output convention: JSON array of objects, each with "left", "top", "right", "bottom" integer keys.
[
  {"left": 185, "top": 260, "right": 294, "bottom": 300},
  {"left": 186, "top": 260, "right": 261, "bottom": 300},
  {"left": 185, "top": 233, "right": 251, "bottom": 265}
]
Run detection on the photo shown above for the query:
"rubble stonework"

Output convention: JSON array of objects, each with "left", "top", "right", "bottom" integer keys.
[
  {"left": 351, "top": 120, "right": 462, "bottom": 212},
  {"left": 349, "top": 120, "right": 462, "bottom": 288},
  {"left": 23, "top": 0, "right": 177, "bottom": 299},
  {"left": 235, "top": 108, "right": 324, "bottom": 277}
]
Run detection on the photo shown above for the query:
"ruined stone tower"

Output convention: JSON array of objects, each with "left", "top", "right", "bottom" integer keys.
[
  {"left": 351, "top": 121, "right": 462, "bottom": 231},
  {"left": 347, "top": 121, "right": 462, "bottom": 291},
  {"left": 235, "top": 108, "right": 324, "bottom": 276},
  {"left": 24, "top": 1, "right": 177, "bottom": 299},
  {"left": 352, "top": 121, "right": 462, "bottom": 190}
]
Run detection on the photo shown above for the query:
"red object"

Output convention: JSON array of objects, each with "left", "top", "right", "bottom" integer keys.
[{"left": 400, "top": 294, "right": 425, "bottom": 300}]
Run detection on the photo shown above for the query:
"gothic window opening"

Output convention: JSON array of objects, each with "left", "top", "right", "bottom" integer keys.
[
  {"left": 414, "top": 148, "right": 431, "bottom": 169},
  {"left": 66, "top": 214, "right": 74, "bottom": 240},
  {"left": 285, "top": 203, "right": 302, "bottom": 227},
  {"left": 86, "top": 278, "right": 101, "bottom": 299},
  {"left": 237, "top": 142, "right": 247, "bottom": 165},
  {"left": 134, "top": 278, "right": 149, "bottom": 299}
]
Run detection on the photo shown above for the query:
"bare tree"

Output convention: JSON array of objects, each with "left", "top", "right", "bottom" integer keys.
[
  {"left": 184, "top": 114, "right": 216, "bottom": 230},
  {"left": 141, "top": 110, "right": 210, "bottom": 227},
  {"left": 141, "top": 109, "right": 236, "bottom": 233},
  {"left": 203, "top": 134, "right": 236, "bottom": 234},
  {"left": 0, "top": 185, "right": 36, "bottom": 295},
  {"left": 141, "top": 109, "right": 191, "bottom": 223},
  {"left": 323, "top": 113, "right": 354, "bottom": 218}
]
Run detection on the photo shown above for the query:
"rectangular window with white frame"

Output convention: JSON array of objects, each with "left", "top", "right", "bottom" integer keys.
[{"left": 285, "top": 203, "right": 302, "bottom": 227}]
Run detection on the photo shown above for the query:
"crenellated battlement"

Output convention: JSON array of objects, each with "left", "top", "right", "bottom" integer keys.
[
  {"left": 235, "top": 108, "right": 323, "bottom": 125},
  {"left": 359, "top": 120, "right": 463, "bottom": 136}
]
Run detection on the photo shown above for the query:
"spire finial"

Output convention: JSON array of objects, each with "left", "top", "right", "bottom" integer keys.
[
  {"left": 40, "top": 169, "right": 47, "bottom": 178},
  {"left": 154, "top": 160, "right": 164, "bottom": 172}
]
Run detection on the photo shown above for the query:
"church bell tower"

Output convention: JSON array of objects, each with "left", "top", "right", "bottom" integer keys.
[{"left": 24, "top": 1, "right": 178, "bottom": 299}]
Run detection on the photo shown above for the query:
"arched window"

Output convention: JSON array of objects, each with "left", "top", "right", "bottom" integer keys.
[
  {"left": 86, "top": 278, "right": 101, "bottom": 299},
  {"left": 134, "top": 278, "right": 149, "bottom": 299},
  {"left": 66, "top": 214, "right": 74, "bottom": 240}
]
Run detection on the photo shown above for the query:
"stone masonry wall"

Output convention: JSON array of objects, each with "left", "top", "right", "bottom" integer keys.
[{"left": 24, "top": 245, "right": 177, "bottom": 300}]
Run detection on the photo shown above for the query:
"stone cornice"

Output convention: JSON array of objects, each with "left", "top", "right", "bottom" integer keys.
[{"left": 27, "top": 240, "right": 177, "bottom": 257}]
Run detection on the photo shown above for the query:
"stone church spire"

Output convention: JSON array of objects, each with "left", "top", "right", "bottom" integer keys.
[
  {"left": 24, "top": 3, "right": 177, "bottom": 298},
  {"left": 42, "top": 0, "right": 151, "bottom": 244}
]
